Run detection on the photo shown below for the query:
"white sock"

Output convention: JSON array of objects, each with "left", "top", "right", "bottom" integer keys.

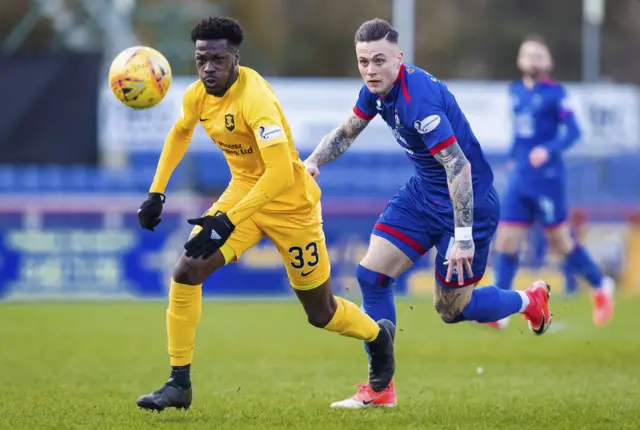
[{"left": 518, "top": 291, "right": 530, "bottom": 313}]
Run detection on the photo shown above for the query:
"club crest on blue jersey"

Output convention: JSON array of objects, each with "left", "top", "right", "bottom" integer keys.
[{"left": 390, "top": 126, "right": 409, "bottom": 146}]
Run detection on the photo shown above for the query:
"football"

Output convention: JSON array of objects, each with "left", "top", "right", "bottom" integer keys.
[{"left": 108, "top": 46, "right": 172, "bottom": 109}]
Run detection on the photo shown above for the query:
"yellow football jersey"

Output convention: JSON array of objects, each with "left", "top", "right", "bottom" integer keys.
[{"left": 178, "top": 67, "right": 320, "bottom": 213}]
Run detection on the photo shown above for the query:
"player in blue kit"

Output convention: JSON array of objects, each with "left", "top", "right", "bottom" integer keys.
[
  {"left": 304, "top": 19, "right": 552, "bottom": 408},
  {"left": 490, "top": 35, "right": 614, "bottom": 330}
]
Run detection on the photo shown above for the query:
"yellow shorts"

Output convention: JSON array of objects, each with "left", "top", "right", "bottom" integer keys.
[{"left": 190, "top": 196, "right": 330, "bottom": 291}]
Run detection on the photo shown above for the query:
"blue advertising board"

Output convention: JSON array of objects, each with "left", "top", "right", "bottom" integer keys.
[
  {"left": 0, "top": 196, "right": 435, "bottom": 300},
  {"left": 0, "top": 195, "right": 629, "bottom": 301}
]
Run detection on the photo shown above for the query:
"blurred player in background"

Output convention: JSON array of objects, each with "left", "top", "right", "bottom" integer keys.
[
  {"left": 490, "top": 35, "right": 614, "bottom": 329},
  {"left": 529, "top": 224, "right": 578, "bottom": 297},
  {"left": 134, "top": 16, "right": 396, "bottom": 412},
  {"left": 530, "top": 211, "right": 592, "bottom": 298},
  {"left": 304, "top": 19, "right": 552, "bottom": 409}
]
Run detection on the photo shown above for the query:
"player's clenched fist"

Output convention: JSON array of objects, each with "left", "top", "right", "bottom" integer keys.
[
  {"left": 183, "top": 213, "right": 235, "bottom": 259},
  {"left": 304, "top": 160, "right": 320, "bottom": 179},
  {"left": 138, "top": 193, "right": 165, "bottom": 231}
]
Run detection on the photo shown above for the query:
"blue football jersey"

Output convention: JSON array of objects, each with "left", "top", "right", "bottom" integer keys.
[
  {"left": 353, "top": 64, "right": 494, "bottom": 206},
  {"left": 508, "top": 79, "right": 581, "bottom": 180}
]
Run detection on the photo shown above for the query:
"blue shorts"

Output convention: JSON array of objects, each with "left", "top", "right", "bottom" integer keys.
[
  {"left": 500, "top": 176, "right": 567, "bottom": 228},
  {"left": 372, "top": 177, "right": 500, "bottom": 288}
]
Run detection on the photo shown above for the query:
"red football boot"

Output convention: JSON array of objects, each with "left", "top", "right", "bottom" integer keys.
[
  {"left": 521, "top": 280, "right": 552, "bottom": 335},
  {"left": 330, "top": 380, "right": 397, "bottom": 408}
]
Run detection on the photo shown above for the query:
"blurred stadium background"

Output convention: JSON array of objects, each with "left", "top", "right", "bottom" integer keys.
[
  {"left": 0, "top": 0, "right": 638, "bottom": 299},
  {"left": 1, "top": 1, "right": 639, "bottom": 428}
]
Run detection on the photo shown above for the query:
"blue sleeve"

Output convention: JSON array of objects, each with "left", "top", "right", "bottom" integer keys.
[
  {"left": 353, "top": 85, "right": 377, "bottom": 120},
  {"left": 411, "top": 99, "right": 456, "bottom": 155},
  {"left": 543, "top": 86, "right": 581, "bottom": 154}
]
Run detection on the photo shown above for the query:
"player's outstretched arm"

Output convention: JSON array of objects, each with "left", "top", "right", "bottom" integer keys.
[
  {"left": 138, "top": 122, "right": 195, "bottom": 232},
  {"left": 138, "top": 87, "right": 197, "bottom": 231},
  {"left": 305, "top": 113, "right": 370, "bottom": 168},
  {"left": 149, "top": 124, "right": 195, "bottom": 193},
  {"left": 149, "top": 85, "right": 199, "bottom": 194}
]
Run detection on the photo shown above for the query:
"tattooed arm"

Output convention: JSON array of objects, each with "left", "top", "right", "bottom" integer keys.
[
  {"left": 433, "top": 141, "right": 476, "bottom": 285},
  {"left": 305, "top": 113, "right": 371, "bottom": 167},
  {"left": 433, "top": 141, "right": 474, "bottom": 235},
  {"left": 431, "top": 143, "right": 477, "bottom": 319}
]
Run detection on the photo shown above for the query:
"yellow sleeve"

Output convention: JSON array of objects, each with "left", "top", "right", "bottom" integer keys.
[
  {"left": 226, "top": 142, "right": 294, "bottom": 225},
  {"left": 242, "top": 81, "right": 289, "bottom": 150},
  {"left": 149, "top": 84, "right": 199, "bottom": 194}
]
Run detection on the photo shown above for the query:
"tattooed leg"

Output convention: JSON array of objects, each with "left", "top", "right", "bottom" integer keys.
[
  {"left": 434, "top": 279, "right": 534, "bottom": 324},
  {"left": 433, "top": 282, "right": 475, "bottom": 323}
]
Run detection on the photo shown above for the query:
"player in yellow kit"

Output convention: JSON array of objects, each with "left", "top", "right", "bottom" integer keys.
[{"left": 135, "top": 17, "right": 396, "bottom": 412}]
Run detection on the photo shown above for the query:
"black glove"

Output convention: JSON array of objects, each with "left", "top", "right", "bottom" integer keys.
[
  {"left": 137, "top": 193, "right": 165, "bottom": 231},
  {"left": 184, "top": 213, "right": 235, "bottom": 259}
]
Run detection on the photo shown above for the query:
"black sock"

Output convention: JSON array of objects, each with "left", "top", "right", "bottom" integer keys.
[{"left": 170, "top": 364, "right": 191, "bottom": 388}]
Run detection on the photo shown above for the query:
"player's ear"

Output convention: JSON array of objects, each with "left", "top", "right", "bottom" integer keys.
[
  {"left": 397, "top": 50, "right": 404, "bottom": 65},
  {"left": 234, "top": 51, "right": 240, "bottom": 66}
]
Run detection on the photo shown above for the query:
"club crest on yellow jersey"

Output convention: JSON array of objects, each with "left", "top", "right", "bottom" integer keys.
[{"left": 225, "top": 114, "right": 235, "bottom": 131}]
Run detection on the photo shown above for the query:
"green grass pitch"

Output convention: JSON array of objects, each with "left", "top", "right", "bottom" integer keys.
[{"left": 1, "top": 294, "right": 639, "bottom": 429}]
